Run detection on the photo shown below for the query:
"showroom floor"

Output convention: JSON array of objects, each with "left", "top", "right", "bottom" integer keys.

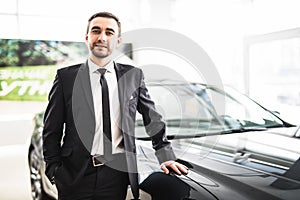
[{"left": 0, "top": 101, "right": 46, "bottom": 199}]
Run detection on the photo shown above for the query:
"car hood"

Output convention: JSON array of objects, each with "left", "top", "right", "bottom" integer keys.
[
  {"left": 174, "top": 154, "right": 300, "bottom": 200},
  {"left": 137, "top": 138, "right": 300, "bottom": 200},
  {"left": 266, "top": 126, "right": 299, "bottom": 137}
]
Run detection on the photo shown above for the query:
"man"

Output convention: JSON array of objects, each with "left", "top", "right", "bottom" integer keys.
[{"left": 42, "top": 11, "right": 188, "bottom": 200}]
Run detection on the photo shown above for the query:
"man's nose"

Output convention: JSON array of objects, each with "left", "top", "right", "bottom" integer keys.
[{"left": 98, "top": 32, "right": 107, "bottom": 42}]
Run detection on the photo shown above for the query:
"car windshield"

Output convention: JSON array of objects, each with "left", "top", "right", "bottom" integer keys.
[{"left": 135, "top": 82, "right": 285, "bottom": 138}]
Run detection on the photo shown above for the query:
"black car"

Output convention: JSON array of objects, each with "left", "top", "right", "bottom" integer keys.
[{"left": 28, "top": 80, "right": 300, "bottom": 200}]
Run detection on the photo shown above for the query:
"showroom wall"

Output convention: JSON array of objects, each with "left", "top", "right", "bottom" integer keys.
[
  {"left": 1, "top": 0, "right": 300, "bottom": 120},
  {"left": 1, "top": 0, "right": 300, "bottom": 85}
]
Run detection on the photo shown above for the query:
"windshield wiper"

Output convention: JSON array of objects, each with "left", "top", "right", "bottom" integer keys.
[
  {"left": 136, "top": 126, "right": 267, "bottom": 141},
  {"left": 221, "top": 126, "right": 267, "bottom": 134}
]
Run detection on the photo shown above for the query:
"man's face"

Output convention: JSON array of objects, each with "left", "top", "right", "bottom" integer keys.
[{"left": 85, "top": 17, "right": 121, "bottom": 59}]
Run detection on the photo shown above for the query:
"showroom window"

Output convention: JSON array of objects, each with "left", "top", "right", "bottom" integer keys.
[{"left": 244, "top": 28, "right": 300, "bottom": 124}]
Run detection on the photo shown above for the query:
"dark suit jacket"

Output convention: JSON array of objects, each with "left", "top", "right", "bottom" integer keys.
[{"left": 42, "top": 61, "right": 176, "bottom": 198}]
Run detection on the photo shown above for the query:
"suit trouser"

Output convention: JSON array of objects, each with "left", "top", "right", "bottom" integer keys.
[{"left": 55, "top": 158, "right": 130, "bottom": 200}]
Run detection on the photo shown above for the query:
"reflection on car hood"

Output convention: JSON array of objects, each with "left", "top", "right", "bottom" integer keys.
[
  {"left": 137, "top": 140, "right": 300, "bottom": 200},
  {"left": 175, "top": 156, "right": 299, "bottom": 200}
]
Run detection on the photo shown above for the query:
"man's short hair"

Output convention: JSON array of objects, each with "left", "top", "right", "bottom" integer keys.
[{"left": 86, "top": 11, "right": 121, "bottom": 36}]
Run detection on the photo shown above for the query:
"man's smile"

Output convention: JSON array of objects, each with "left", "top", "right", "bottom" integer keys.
[{"left": 94, "top": 43, "right": 107, "bottom": 49}]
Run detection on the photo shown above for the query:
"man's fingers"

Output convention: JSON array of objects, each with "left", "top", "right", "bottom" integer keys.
[
  {"left": 176, "top": 163, "right": 188, "bottom": 174},
  {"left": 169, "top": 162, "right": 182, "bottom": 174},
  {"left": 178, "top": 163, "right": 189, "bottom": 173},
  {"left": 161, "top": 164, "right": 170, "bottom": 174},
  {"left": 161, "top": 161, "right": 189, "bottom": 175}
]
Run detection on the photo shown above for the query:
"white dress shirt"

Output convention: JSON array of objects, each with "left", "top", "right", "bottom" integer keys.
[{"left": 88, "top": 59, "right": 124, "bottom": 155}]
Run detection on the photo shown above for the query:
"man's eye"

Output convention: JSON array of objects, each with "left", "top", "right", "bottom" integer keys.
[
  {"left": 106, "top": 32, "right": 114, "bottom": 36},
  {"left": 92, "top": 30, "right": 100, "bottom": 34}
]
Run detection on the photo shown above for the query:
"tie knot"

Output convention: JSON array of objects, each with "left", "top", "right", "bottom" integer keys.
[{"left": 97, "top": 68, "right": 107, "bottom": 76}]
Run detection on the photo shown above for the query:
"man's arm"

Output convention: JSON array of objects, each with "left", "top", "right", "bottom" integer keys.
[
  {"left": 136, "top": 69, "right": 188, "bottom": 175},
  {"left": 42, "top": 71, "right": 65, "bottom": 182}
]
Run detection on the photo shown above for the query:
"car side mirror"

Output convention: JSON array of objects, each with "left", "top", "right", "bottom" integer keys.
[{"left": 270, "top": 110, "right": 280, "bottom": 115}]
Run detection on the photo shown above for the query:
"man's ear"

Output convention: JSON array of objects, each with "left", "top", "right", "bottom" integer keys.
[
  {"left": 85, "top": 34, "right": 89, "bottom": 42},
  {"left": 117, "top": 37, "right": 122, "bottom": 45}
]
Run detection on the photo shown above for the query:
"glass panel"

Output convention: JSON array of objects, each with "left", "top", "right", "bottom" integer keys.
[
  {"left": 249, "top": 36, "right": 300, "bottom": 124},
  {"left": 0, "top": 0, "right": 17, "bottom": 13}
]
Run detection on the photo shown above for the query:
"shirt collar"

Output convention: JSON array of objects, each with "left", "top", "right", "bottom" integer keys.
[{"left": 88, "top": 58, "right": 115, "bottom": 74}]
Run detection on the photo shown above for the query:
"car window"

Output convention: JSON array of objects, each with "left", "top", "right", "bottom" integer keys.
[
  {"left": 209, "top": 86, "right": 284, "bottom": 128},
  {"left": 135, "top": 83, "right": 285, "bottom": 138},
  {"left": 135, "top": 84, "right": 224, "bottom": 138}
]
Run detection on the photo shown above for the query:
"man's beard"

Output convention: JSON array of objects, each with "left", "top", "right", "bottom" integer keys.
[
  {"left": 91, "top": 48, "right": 109, "bottom": 58},
  {"left": 90, "top": 43, "right": 109, "bottom": 58}
]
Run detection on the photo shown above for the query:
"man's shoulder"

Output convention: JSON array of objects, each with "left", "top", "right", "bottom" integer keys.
[
  {"left": 55, "top": 63, "right": 85, "bottom": 83},
  {"left": 115, "top": 62, "right": 142, "bottom": 73},
  {"left": 58, "top": 63, "right": 83, "bottom": 73},
  {"left": 115, "top": 62, "right": 135, "bottom": 69}
]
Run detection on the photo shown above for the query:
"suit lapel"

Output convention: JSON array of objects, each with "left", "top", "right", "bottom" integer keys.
[
  {"left": 77, "top": 61, "right": 95, "bottom": 115},
  {"left": 114, "top": 62, "right": 126, "bottom": 117},
  {"left": 72, "top": 61, "right": 95, "bottom": 151}
]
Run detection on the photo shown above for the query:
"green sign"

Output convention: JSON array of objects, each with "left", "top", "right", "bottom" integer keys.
[
  {"left": 0, "top": 38, "right": 88, "bottom": 101},
  {"left": 0, "top": 66, "right": 57, "bottom": 101}
]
